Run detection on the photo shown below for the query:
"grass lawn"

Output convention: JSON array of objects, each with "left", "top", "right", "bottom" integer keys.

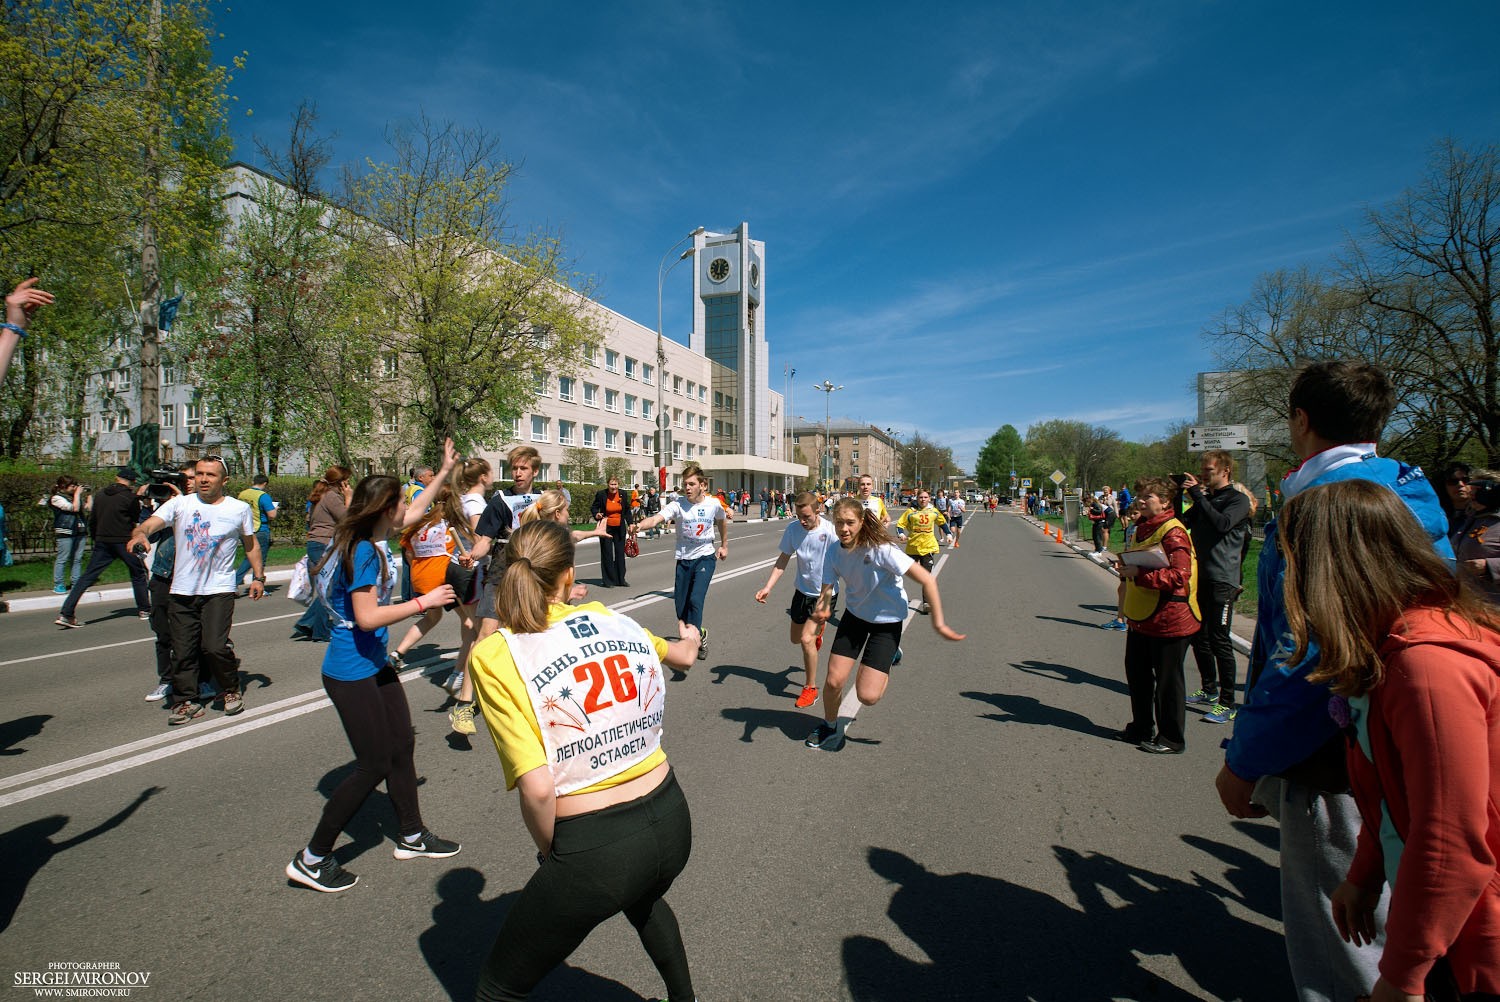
[{"left": 1037, "top": 512, "right": 1263, "bottom": 616}]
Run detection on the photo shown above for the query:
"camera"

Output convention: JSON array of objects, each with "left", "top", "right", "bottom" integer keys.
[
  {"left": 144, "top": 468, "right": 189, "bottom": 502},
  {"left": 1472, "top": 479, "right": 1500, "bottom": 511}
]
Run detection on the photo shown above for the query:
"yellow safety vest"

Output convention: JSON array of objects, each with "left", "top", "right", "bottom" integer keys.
[{"left": 1122, "top": 517, "right": 1201, "bottom": 624}]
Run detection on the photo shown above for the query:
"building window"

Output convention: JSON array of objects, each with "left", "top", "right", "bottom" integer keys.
[
  {"left": 114, "top": 369, "right": 132, "bottom": 392},
  {"left": 698, "top": 415, "right": 707, "bottom": 432},
  {"left": 558, "top": 420, "right": 576, "bottom": 446},
  {"left": 642, "top": 400, "right": 653, "bottom": 421},
  {"left": 642, "top": 363, "right": 654, "bottom": 386},
  {"left": 698, "top": 386, "right": 706, "bottom": 403},
  {"left": 534, "top": 372, "right": 550, "bottom": 396},
  {"left": 852, "top": 435, "right": 860, "bottom": 445},
  {"left": 583, "top": 424, "right": 598, "bottom": 448},
  {"left": 380, "top": 405, "right": 399, "bottom": 434},
  {"left": 185, "top": 401, "right": 203, "bottom": 428},
  {"left": 625, "top": 357, "right": 637, "bottom": 380},
  {"left": 583, "top": 383, "right": 599, "bottom": 408},
  {"left": 558, "top": 376, "right": 575, "bottom": 402},
  {"left": 162, "top": 364, "right": 177, "bottom": 387},
  {"left": 605, "top": 389, "right": 619, "bottom": 413},
  {"left": 605, "top": 349, "right": 619, "bottom": 373},
  {"left": 382, "top": 353, "right": 399, "bottom": 379},
  {"left": 624, "top": 394, "right": 636, "bottom": 417},
  {"left": 624, "top": 432, "right": 636, "bottom": 454},
  {"left": 686, "top": 380, "right": 695, "bottom": 398},
  {"left": 159, "top": 404, "right": 175, "bottom": 429},
  {"left": 673, "top": 375, "right": 683, "bottom": 395},
  {"left": 531, "top": 416, "right": 549, "bottom": 442},
  {"left": 853, "top": 450, "right": 860, "bottom": 461},
  {"left": 605, "top": 428, "right": 619, "bottom": 452}
]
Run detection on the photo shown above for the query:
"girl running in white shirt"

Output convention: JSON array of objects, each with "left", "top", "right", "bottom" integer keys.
[
  {"left": 806, "top": 498, "right": 964, "bottom": 752},
  {"left": 755, "top": 492, "right": 839, "bottom": 707}
]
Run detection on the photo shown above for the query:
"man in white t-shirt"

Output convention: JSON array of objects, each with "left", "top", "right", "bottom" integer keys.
[
  {"left": 631, "top": 465, "right": 727, "bottom": 662},
  {"left": 947, "top": 495, "right": 967, "bottom": 548},
  {"left": 754, "top": 491, "right": 840, "bottom": 707},
  {"left": 856, "top": 475, "right": 890, "bottom": 526},
  {"left": 129, "top": 456, "right": 262, "bottom": 725}
]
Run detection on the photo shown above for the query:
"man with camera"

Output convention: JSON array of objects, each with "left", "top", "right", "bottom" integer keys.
[
  {"left": 128, "top": 456, "right": 263, "bottom": 725},
  {"left": 55, "top": 467, "right": 151, "bottom": 628},
  {"left": 1178, "top": 450, "right": 1252, "bottom": 723}
]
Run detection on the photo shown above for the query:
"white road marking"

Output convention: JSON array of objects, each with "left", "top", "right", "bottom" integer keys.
[
  {"left": 0, "top": 611, "right": 304, "bottom": 668},
  {"left": 0, "top": 562, "right": 781, "bottom": 807}
]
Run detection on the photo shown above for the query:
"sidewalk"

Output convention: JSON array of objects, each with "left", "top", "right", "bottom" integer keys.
[
  {"left": 1022, "top": 514, "right": 1256, "bottom": 655},
  {"left": 1, "top": 565, "right": 299, "bottom": 614}
]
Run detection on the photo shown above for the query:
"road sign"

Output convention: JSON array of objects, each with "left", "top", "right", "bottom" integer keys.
[
  {"left": 1049, "top": 470, "right": 1067, "bottom": 485},
  {"left": 1187, "top": 424, "right": 1250, "bottom": 452},
  {"left": 1020, "top": 478, "right": 1032, "bottom": 488}
]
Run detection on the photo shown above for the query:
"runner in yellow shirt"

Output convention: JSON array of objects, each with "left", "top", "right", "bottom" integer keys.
[{"left": 895, "top": 490, "right": 945, "bottom": 614}]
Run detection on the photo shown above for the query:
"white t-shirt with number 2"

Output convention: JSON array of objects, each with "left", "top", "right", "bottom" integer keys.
[{"left": 659, "top": 497, "right": 726, "bottom": 561}]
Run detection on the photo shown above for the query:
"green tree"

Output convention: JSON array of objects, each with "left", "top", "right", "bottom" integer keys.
[
  {"left": 344, "top": 116, "right": 605, "bottom": 459},
  {"left": 181, "top": 105, "right": 378, "bottom": 473},
  {"left": 1024, "top": 419, "right": 1121, "bottom": 494},
  {"left": 975, "top": 424, "right": 1024, "bottom": 490},
  {"left": 601, "top": 457, "right": 632, "bottom": 486},
  {"left": 563, "top": 446, "right": 600, "bottom": 483}
]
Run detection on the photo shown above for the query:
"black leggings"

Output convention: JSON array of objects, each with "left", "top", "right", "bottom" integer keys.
[
  {"left": 309, "top": 663, "right": 424, "bottom": 856},
  {"left": 475, "top": 771, "right": 694, "bottom": 1002}
]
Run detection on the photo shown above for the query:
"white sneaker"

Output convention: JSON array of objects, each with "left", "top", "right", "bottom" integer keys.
[
  {"left": 145, "top": 682, "right": 169, "bottom": 702},
  {"left": 444, "top": 669, "right": 465, "bottom": 694}
]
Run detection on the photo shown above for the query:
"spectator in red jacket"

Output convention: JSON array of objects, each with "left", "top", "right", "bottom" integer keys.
[{"left": 1281, "top": 478, "right": 1500, "bottom": 1001}]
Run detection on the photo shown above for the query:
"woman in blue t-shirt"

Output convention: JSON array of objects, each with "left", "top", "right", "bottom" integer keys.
[{"left": 285, "top": 471, "right": 463, "bottom": 893}]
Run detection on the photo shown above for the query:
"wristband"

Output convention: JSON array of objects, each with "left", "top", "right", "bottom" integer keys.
[
  {"left": 414, "top": 595, "right": 426, "bottom": 612},
  {"left": 0, "top": 322, "right": 26, "bottom": 338}
]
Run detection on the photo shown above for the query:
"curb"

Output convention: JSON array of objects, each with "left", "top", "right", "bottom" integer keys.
[
  {"left": 3, "top": 567, "right": 297, "bottom": 614},
  {"left": 1023, "top": 516, "right": 1254, "bottom": 656}
]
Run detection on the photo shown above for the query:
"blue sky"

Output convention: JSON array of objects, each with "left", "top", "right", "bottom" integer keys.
[{"left": 216, "top": 2, "right": 1498, "bottom": 471}]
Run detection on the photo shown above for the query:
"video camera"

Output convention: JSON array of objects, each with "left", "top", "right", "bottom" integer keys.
[
  {"left": 144, "top": 467, "right": 190, "bottom": 502},
  {"left": 1472, "top": 478, "right": 1500, "bottom": 512}
]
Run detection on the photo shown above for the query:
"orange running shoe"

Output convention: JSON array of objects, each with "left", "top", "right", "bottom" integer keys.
[{"left": 795, "top": 686, "right": 819, "bottom": 708}]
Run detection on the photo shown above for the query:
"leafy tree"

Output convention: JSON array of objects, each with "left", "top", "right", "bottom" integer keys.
[
  {"left": 975, "top": 424, "right": 1024, "bottom": 490},
  {"left": 563, "top": 446, "right": 600, "bottom": 483},
  {"left": 1024, "top": 419, "right": 1121, "bottom": 494},
  {"left": 343, "top": 116, "right": 605, "bottom": 459},
  {"left": 600, "top": 457, "right": 632, "bottom": 486}
]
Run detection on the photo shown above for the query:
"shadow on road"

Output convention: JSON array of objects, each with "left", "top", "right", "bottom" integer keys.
[
  {"left": 313, "top": 760, "right": 426, "bottom": 864},
  {"left": 0, "top": 713, "right": 50, "bottom": 756},
  {"left": 0, "top": 786, "right": 159, "bottom": 934},
  {"left": 844, "top": 843, "right": 1290, "bottom": 1001},
  {"left": 960, "top": 690, "right": 1120, "bottom": 740},
  {"left": 709, "top": 663, "right": 798, "bottom": 699},
  {"left": 420, "top": 866, "right": 650, "bottom": 1001},
  {"left": 1009, "top": 659, "right": 1129, "bottom": 696},
  {"left": 1036, "top": 613, "right": 1111, "bottom": 629},
  {"left": 720, "top": 705, "right": 817, "bottom": 744}
]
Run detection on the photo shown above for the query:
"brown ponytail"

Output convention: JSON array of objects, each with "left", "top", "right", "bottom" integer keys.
[{"left": 497, "top": 520, "right": 575, "bottom": 634}]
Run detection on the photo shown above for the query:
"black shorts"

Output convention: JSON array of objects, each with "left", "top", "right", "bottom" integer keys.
[
  {"left": 830, "top": 612, "right": 902, "bottom": 673},
  {"left": 788, "top": 590, "right": 837, "bottom": 625},
  {"left": 949, "top": 513, "right": 964, "bottom": 528}
]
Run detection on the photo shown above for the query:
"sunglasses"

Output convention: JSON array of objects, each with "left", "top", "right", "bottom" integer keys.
[{"left": 1447, "top": 477, "right": 1470, "bottom": 486}]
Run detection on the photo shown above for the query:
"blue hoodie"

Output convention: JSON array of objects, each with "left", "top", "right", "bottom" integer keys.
[{"left": 1225, "top": 453, "right": 1453, "bottom": 781}]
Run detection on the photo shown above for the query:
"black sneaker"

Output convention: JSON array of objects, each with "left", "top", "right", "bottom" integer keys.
[
  {"left": 285, "top": 852, "right": 358, "bottom": 893},
  {"left": 804, "top": 721, "right": 837, "bottom": 748},
  {"left": 697, "top": 628, "right": 708, "bottom": 661},
  {"left": 393, "top": 830, "right": 461, "bottom": 860}
]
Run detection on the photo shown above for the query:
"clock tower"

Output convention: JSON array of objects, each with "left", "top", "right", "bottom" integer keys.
[{"left": 690, "top": 223, "right": 768, "bottom": 458}]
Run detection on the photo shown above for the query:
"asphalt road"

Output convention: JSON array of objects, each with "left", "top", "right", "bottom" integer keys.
[{"left": 0, "top": 509, "right": 1291, "bottom": 1001}]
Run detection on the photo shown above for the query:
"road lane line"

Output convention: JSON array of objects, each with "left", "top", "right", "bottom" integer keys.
[
  {"left": 0, "top": 611, "right": 304, "bottom": 668},
  {"left": 0, "top": 561, "right": 778, "bottom": 806}
]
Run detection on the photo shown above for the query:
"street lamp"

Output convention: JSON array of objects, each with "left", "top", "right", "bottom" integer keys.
[
  {"left": 656, "top": 226, "right": 706, "bottom": 474},
  {"left": 813, "top": 379, "right": 843, "bottom": 489}
]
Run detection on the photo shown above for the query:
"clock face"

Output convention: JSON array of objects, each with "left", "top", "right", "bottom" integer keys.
[
  {"left": 709, "top": 257, "right": 730, "bottom": 283},
  {"left": 749, "top": 263, "right": 760, "bottom": 288}
]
